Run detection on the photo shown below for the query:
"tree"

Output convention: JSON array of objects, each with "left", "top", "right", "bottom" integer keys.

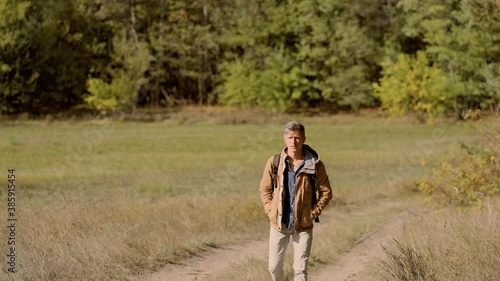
[
  {"left": 85, "top": 33, "right": 150, "bottom": 114},
  {"left": 84, "top": 0, "right": 151, "bottom": 114},
  {"left": 374, "top": 51, "right": 454, "bottom": 124},
  {"left": 218, "top": 0, "right": 393, "bottom": 112},
  {"left": 146, "top": 0, "right": 220, "bottom": 107},
  {"left": 0, "top": 0, "right": 112, "bottom": 114},
  {"left": 0, "top": 0, "right": 34, "bottom": 113},
  {"left": 398, "top": 0, "right": 500, "bottom": 116}
]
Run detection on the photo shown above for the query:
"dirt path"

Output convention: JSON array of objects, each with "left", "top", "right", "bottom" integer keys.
[
  {"left": 133, "top": 201, "right": 413, "bottom": 281},
  {"left": 309, "top": 210, "right": 415, "bottom": 281},
  {"left": 134, "top": 239, "right": 268, "bottom": 281}
]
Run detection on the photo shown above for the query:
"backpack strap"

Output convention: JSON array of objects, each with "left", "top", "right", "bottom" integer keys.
[
  {"left": 271, "top": 153, "right": 280, "bottom": 192},
  {"left": 309, "top": 172, "right": 319, "bottom": 223}
]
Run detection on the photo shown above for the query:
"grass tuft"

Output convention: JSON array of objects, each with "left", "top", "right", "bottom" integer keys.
[
  {"left": 378, "top": 240, "right": 437, "bottom": 281},
  {"left": 367, "top": 198, "right": 500, "bottom": 281}
]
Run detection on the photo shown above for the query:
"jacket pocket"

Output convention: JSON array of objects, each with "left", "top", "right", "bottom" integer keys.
[
  {"left": 268, "top": 209, "right": 278, "bottom": 226},
  {"left": 300, "top": 205, "right": 313, "bottom": 228},
  {"left": 267, "top": 201, "right": 278, "bottom": 225}
]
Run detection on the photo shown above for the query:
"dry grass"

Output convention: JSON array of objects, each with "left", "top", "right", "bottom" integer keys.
[
  {"left": 308, "top": 204, "right": 405, "bottom": 270},
  {"left": 0, "top": 112, "right": 478, "bottom": 280},
  {"left": 206, "top": 200, "right": 407, "bottom": 281},
  {"left": 417, "top": 118, "right": 500, "bottom": 207},
  {"left": 366, "top": 198, "right": 500, "bottom": 281},
  {"left": 366, "top": 117, "right": 500, "bottom": 281},
  {"left": 0, "top": 195, "right": 266, "bottom": 280}
]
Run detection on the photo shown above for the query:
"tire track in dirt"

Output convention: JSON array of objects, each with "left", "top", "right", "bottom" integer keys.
[
  {"left": 309, "top": 210, "right": 417, "bottom": 281},
  {"left": 133, "top": 239, "right": 268, "bottom": 281},
  {"left": 132, "top": 200, "right": 412, "bottom": 281}
]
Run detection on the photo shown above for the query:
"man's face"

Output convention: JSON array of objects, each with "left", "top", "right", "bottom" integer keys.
[{"left": 284, "top": 130, "right": 306, "bottom": 154}]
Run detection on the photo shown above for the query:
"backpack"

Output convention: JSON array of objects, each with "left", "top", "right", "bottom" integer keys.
[{"left": 271, "top": 153, "right": 320, "bottom": 223}]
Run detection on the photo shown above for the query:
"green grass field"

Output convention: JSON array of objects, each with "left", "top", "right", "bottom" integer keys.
[{"left": 0, "top": 113, "right": 480, "bottom": 280}]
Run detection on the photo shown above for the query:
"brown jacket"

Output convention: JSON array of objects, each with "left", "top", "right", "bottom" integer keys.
[{"left": 259, "top": 145, "right": 333, "bottom": 232}]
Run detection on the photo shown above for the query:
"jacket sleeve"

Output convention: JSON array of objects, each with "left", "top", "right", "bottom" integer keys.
[
  {"left": 259, "top": 156, "right": 274, "bottom": 214},
  {"left": 312, "top": 160, "right": 332, "bottom": 218}
]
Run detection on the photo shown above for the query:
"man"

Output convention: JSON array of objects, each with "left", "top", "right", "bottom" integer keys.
[{"left": 259, "top": 121, "right": 332, "bottom": 281}]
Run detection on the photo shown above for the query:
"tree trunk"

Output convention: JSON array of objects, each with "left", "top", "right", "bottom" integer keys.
[
  {"left": 129, "top": 0, "right": 139, "bottom": 47},
  {"left": 153, "top": 0, "right": 165, "bottom": 108},
  {"left": 198, "top": 0, "right": 209, "bottom": 106},
  {"left": 129, "top": 0, "right": 139, "bottom": 113}
]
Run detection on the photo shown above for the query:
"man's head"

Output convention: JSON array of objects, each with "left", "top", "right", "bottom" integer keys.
[{"left": 283, "top": 121, "right": 306, "bottom": 155}]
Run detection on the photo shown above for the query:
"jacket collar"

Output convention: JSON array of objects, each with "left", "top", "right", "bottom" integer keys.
[{"left": 281, "top": 144, "right": 319, "bottom": 174}]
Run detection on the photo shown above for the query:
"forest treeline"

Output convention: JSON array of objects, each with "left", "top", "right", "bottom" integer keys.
[{"left": 0, "top": 0, "right": 499, "bottom": 119}]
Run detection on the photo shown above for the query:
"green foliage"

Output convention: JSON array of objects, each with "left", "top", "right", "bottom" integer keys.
[
  {"left": 417, "top": 120, "right": 500, "bottom": 206},
  {"left": 85, "top": 34, "right": 150, "bottom": 114},
  {"left": 374, "top": 51, "right": 454, "bottom": 124},
  {"left": 218, "top": 0, "right": 385, "bottom": 112},
  {"left": 1, "top": 0, "right": 498, "bottom": 114},
  {"left": 398, "top": 0, "right": 500, "bottom": 115},
  {"left": 0, "top": 0, "right": 112, "bottom": 114},
  {"left": 481, "top": 63, "right": 500, "bottom": 110},
  {"left": 218, "top": 59, "right": 260, "bottom": 107},
  {"left": 85, "top": 75, "right": 134, "bottom": 115},
  {"left": 313, "top": 1, "right": 380, "bottom": 110},
  {"left": 219, "top": 52, "right": 295, "bottom": 111},
  {"left": 0, "top": 0, "right": 35, "bottom": 113},
  {"left": 148, "top": 0, "right": 219, "bottom": 106}
]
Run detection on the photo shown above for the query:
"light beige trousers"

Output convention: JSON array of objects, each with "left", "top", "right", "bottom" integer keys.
[{"left": 268, "top": 225, "right": 313, "bottom": 281}]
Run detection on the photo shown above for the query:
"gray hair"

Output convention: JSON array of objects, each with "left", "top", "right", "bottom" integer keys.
[{"left": 283, "top": 121, "right": 305, "bottom": 136}]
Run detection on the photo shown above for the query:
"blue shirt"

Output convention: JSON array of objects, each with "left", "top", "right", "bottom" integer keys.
[{"left": 282, "top": 158, "right": 305, "bottom": 229}]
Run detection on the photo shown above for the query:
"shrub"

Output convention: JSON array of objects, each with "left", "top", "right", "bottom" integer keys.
[
  {"left": 85, "top": 73, "right": 137, "bottom": 115},
  {"left": 373, "top": 51, "right": 454, "bottom": 124},
  {"left": 84, "top": 33, "right": 150, "bottom": 115},
  {"left": 217, "top": 59, "right": 260, "bottom": 108},
  {"left": 417, "top": 119, "right": 500, "bottom": 206}
]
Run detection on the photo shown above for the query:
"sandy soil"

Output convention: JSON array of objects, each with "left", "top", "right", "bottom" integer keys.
[
  {"left": 133, "top": 201, "right": 414, "bottom": 281},
  {"left": 309, "top": 211, "right": 414, "bottom": 281},
  {"left": 134, "top": 239, "right": 268, "bottom": 281}
]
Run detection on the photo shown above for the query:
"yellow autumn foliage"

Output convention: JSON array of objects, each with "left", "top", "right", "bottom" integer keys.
[
  {"left": 417, "top": 119, "right": 500, "bottom": 206},
  {"left": 373, "top": 51, "right": 455, "bottom": 124}
]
